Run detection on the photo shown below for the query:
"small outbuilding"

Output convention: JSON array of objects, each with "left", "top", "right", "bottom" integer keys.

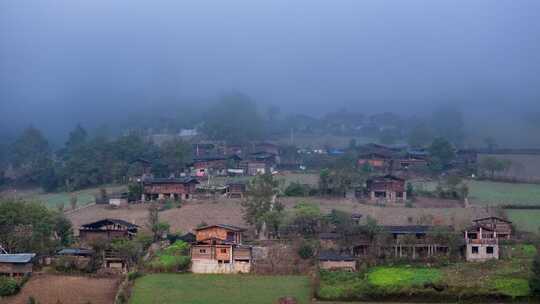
[
  {"left": 226, "top": 181, "right": 247, "bottom": 198},
  {"left": 318, "top": 251, "right": 356, "bottom": 271},
  {"left": 0, "top": 253, "right": 36, "bottom": 277},
  {"left": 142, "top": 177, "right": 199, "bottom": 201}
]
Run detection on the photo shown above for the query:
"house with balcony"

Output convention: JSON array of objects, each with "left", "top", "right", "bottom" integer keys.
[
  {"left": 464, "top": 217, "right": 511, "bottom": 262},
  {"left": 190, "top": 224, "right": 252, "bottom": 273},
  {"left": 366, "top": 175, "right": 407, "bottom": 203}
]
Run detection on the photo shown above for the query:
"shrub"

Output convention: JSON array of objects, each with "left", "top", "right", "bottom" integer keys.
[
  {"left": 146, "top": 240, "right": 191, "bottom": 272},
  {"left": 54, "top": 256, "right": 79, "bottom": 272},
  {"left": 0, "top": 277, "right": 19, "bottom": 296},
  {"left": 127, "top": 271, "right": 144, "bottom": 281},
  {"left": 148, "top": 255, "right": 191, "bottom": 272},
  {"left": 161, "top": 200, "right": 178, "bottom": 210},
  {"left": 530, "top": 253, "right": 540, "bottom": 295},
  {"left": 297, "top": 242, "right": 314, "bottom": 260},
  {"left": 134, "top": 233, "right": 153, "bottom": 250},
  {"left": 163, "top": 240, "right": 190, "bottom": 256},
  {"left": 285, "top": 182, "right": 310, "bottom": 197}
]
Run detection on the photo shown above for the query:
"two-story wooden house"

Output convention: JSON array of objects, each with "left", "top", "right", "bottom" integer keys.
[
  {"left": 464, "top": 217, "right": 512, "bottom": 262},
  {"left": 79, "top": 218, "right": 139, "bottom": 245},
  {"left": 190, "top": 224, "right": 252, "bottom": 274},
  {"left": 366, "top": 175, "right": 407, "bottom": 203},
  {"left": 142, "top": 177, "right": 199, "bottom": 201}
]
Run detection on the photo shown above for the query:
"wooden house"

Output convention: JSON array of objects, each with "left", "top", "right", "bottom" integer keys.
[
  {"left": 318, "top": 251, "right": 356, "bottom": 271},
  {"left": 142, "top": 177, "right": 199, "bottom": 201},
  {"left": 241, "top": 152, "right": 277, "bottom": 175},
  {"left": 357, "top": 152, "right": 392, "bottom": 170},
  {"left": 366, "top": 175, "right": 407, "bottom": 203},
  {"left": 191, "top": 224, "right": 252, "bottom": 274},
  {"left": 0, "top": 253, "right": 35, "bottom": 277},
  {"left": 464, "top": 217, "right": 511, "bottom": 262},
  {"left": 254, "top": 142, "right": 280, "bottom": 156},
  {"left": 79, "top": 219, "right": 139, "bottom": 245},
  {"left": 396, "top": 157, "right": 428, "bottom": 170},
  {"left": 350, "top": 225, "right": 448, "bottom": 259},
  {"left": 192, "top": 155, "right": 242, "bottom": 177}
]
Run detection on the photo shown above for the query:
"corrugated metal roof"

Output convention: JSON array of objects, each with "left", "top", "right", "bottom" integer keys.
[
  {"left": 0, "top": 253, "right": 36, "bottom": 264},
  {"left": 57, "top": 248, "right": 94, "bottom": 256}
]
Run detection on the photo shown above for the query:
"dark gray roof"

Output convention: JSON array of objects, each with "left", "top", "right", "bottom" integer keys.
[
  {"left": 178, "top": 232, "right": 196, "bottom": 243},
  {"left": 384, "top": 225, "right": 431, "bottom": 234},
  {"left": 319, "top": 232, "right": 340, "bottom": 240},
  {"left": 195, "top": 224, "right": 245, "bottom": 232},
  {"left": 81, "top": 218, "right": 139, "bottom": 229},
  {"left": 473, "top": 216, "right": 512, "bottom": 224},
  {"left": 368, "top": 174, "right": 405, "bottom": 182},
  {"left": 0, "top": 253, "right": 36, "bottom": 264},
  {"left": 351, "top": 213, "right": 363, "bottom": 220},
  {"left": 318, "top": 251, "right": 355, "bottom": 261},
  {"left": 143, "top": 177, "right": 199, "bottom": 185}
]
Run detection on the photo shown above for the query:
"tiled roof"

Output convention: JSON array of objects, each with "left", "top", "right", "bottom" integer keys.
[
  {"left": 143, "top": 177, "right": 199, "bottom": 185},
  {"left": 195, "top": 224, "right": 245, "bottom": 232},
  {"left": 318, "top": 251, "right": 355, "bottom": 261},
  {"left": 81, "top": 218, "right": 139, "bottom": 229}
]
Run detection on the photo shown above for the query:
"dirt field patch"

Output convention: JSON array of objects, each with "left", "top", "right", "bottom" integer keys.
[
  {"left": 68, "top": 197, "right": 492, "bottom": 235},
  {"left": 68, "top": 200, "right": 247, "bottom": 235},
  {"left": 2, "top": 274, "right": 120, "bottom": 304}
]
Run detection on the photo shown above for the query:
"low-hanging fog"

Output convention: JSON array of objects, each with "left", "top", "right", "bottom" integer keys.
[{"left": 1, "top": 0, "right": 540, "bottom": 146}]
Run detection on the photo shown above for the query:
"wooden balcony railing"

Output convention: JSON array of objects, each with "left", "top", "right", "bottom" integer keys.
[{"left": 467, "top": 238, "right": 497, "bottom": 245}]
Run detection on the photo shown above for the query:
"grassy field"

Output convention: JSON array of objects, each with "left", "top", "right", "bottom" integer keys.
[
  {"left": 441, "top": 244, "right": 536, "bottom": 298},
  {"left": 367, "top": 267, "right": 441, "bottom": 287},
  {"left": 130, "top": 274, "right": 312, "bottom": 304},
  {"left": 467, "top": 180, "right": 540, "bottom": 206},
  {"left": 3, "top": 185, "right": 127, "bottom": 209},
  {"left": 506, "top": 209, "right": 540, "bottom": 233},
  {"left": 318, "top": 245, "right": 536, "bottom": 301},
  {"left": 413, "top": 180, "right": 540, "bottom": 206}
]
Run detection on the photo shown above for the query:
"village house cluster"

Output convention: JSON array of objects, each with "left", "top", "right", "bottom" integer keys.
[{"left": 0, "top": 140, "right": 530, "bottom": 280}]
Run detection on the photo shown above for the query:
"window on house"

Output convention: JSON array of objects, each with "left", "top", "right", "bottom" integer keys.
[
  {"left": 220, "top": 248, "right": 227, "bottom": 254},
  {"left": 472, "top": 246, "right": 479, "bottom": 254},
  {"left": 486, "top": 246, "right": 494, "bottom": 254},
  {"left": 199, "top": 249, "right": 206, "bottom": 254},
  {"left": 226, "top": 232, "right": 235, "bottom": 241}
]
